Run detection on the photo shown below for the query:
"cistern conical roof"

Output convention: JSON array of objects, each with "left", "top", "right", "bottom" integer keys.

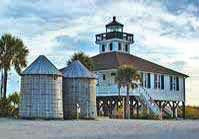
[
  {"left": 22, "top": 55, "right": 62, "bottom": 76},
  {"left": 60, "top": 60, "right": 96, "bottom": 78}
]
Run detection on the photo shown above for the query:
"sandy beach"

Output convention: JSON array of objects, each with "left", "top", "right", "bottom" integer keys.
[{"left": 0, "top": 118, "right": 198, "bottom": 139}]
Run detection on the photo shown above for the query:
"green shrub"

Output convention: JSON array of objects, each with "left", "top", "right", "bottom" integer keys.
[
  {"left": 139, "top": 109, "right": 159, "bottom": 120},
  {"left": 0, "top": 92, "right": 20, "bottom": 118}
]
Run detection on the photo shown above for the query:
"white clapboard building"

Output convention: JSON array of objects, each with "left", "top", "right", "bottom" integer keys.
[{"left": 91, "top": 17, "right": 188, "bottom": 118}]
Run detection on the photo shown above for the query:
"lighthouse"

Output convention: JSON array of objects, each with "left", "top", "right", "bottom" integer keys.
[
  {"left": 95, "top": 16, "right": 134, "bottom": 54},
  {"left": 92, "top": 16, "right": 188, "bottom": 119}
]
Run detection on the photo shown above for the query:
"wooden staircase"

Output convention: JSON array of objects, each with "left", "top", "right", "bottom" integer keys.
[
  {"left": 137, "top": 86, "right": 174, "bottom": 118},
  {"left": 163, "top": 105, "right": 173, "bottom": 116},
  {"left": 137, "top": 87, "right": 161, "bottom": 117}
]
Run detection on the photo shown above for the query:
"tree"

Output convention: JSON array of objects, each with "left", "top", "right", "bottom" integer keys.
[
  {"left": 115, "top": 65, "right": 140, "bottom": 119},
  {"left": 0, "top": 70, "right": 3, "bottom": 98},
  {"left": 67, "top": 52, "right": 94, "bottom": 70},
  {"left": 0, "top": 34, "right": 29, "bottom": 99}
]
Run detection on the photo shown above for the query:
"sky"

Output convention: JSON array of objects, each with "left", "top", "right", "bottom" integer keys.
[{"left": 0, "top": 0, "right": 199, "bottom": 105}]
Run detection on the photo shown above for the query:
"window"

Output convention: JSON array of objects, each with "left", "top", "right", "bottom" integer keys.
[
  {"left": 154, "top": 74, "right": 161, "bottom": 89},
  {"left": 170, "top": 76, "right": 179, "bottom": 91},
  {"left": 125, "top": 44, "right": 128, "bottom": 52},
  {"left": 111, "top": 73, "right": 116, "bottom": 76},
  {"left": 109, "top": 43, "right": 113, "bottom": 51},
  {"left": 118, "top": 43, "right": 121, "bottom": 50},
  {"left": 141, "top": 72, "right": 150, "bottom": 88},
  {"left": 102, "top": 44, "right": 105, "bottom": 52},
  {"left": 103, "top": 74, "right": 106, "bottom": 80},
  {"left": 144, "top": 74, "right": 147, "bottom": 87},
  {"left": 161, "top": 75, "right": 164, "bottom": 90}
]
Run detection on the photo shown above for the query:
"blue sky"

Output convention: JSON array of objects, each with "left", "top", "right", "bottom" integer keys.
[{"left": 0, "top": 0, "right": 199, "bottom": 105}]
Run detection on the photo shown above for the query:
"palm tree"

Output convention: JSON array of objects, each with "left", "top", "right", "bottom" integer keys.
[
  {"left": 67, "top": 52, "right": 94, "bottom": 70},
  {"left": 0, "top": 34, "right": 29, "bottom": 99},
  {"left": 0, "top": 70, "right": 3, "bottom": 99},
  {"left": 115, "top": 65, "right": 140, "bottom": 119}
]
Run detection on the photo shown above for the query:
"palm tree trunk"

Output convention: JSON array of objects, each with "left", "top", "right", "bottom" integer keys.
[
  {"left": 125, "top": 84, "right": 130, "bottom": 119},
  {"left": 117, "top": 86, "right": 120, "bottom": 111},
  {"left": 0, "top": 70, "right": 4, "bottom": 99},
  {"left": 3, "top": 69, "right": 7, "bottom": 99},
  {"left": 118, "top": 84, "right": 121, "bottom": 96}
]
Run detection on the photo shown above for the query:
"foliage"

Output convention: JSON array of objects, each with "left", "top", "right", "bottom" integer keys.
[
  {"left": 0, "top": 92, "right": 20, "bottom": 118},
  {"left": 137, "top": 108, "right": 159, "bottom": 120},
  {"left": 115, "top": 65, "right": 140, "bottom": 119},
  {"left": 185, "top": 106, "right": 199, "bottom": 119},
  {"left": 0, "top": 33, "right": 29, "bottom": 99},
  {"left": 114, "top": 103, "right": 124, "bottom": 119},
  {"left": 67, "top": 52, "right": 94, "bottom": 70},
  {"left": 8, "top": 92, "right": 20, "bottom": 107},
  {"left": 115, "top": 65, "right": 140, "bottom": 87}
]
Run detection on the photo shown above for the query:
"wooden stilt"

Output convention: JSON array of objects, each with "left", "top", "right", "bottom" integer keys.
[
  {"left": 182, "top": 101, "right": 185, "bottom": 119},
  {"left": 159, "top": 101, "right": 162, "bottom": 120},
  {"left": 136, "top": 100, "right": 139, "bottom": 118},
  {"left": 122, "top": 97, "right": 125, "bottom": 119},
  {"left": 109, "top": 98, "right": 112, "bottom": 118},
  {"left": 96, "top": 99, "right": 100, "bottom": 116},
  {"left": 172, "top": 101, "right": 176, "bottom": 118},
  {"left": 130, "top": 97, "right": 136, "bottom": 119}
]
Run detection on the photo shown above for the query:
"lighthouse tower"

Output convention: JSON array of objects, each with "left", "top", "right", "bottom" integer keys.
[{"left": 95, "top": 16, "right": 134, "bottom": 54}]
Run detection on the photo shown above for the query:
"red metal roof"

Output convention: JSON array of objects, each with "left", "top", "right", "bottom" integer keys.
[{"left": 91, "top": 52, "right": 188, "bottom": 77}]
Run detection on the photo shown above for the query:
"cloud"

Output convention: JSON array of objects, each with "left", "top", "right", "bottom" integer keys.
[
  {"left": 170, "top": 60, "right": 187, "bottom": 70},
  {"left": 190, "top": 56, "right": 199, "bottom": 60},
  {"left": 54, "top": 34, "right": 95, "bottom": 52},
  {"left": 0, "top": 0, "right": 199, "bottom": 105}
]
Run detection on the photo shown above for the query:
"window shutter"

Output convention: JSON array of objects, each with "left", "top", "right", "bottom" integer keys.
[
  {"left": 125, "top": 44, "right": 128, "bottom": 52},
  {"left": 154, "top": 74, "right": 157, "bottom": 89},
  {"left": 170, "top": 76, "right": 173, "bottom": 90},
  {"left": 141, "top": 72, "right": 143, "bottom": 86},
  {"left": 147, "top": 73, "right": 151, "bottom": 88},
  {"left": 161, "top": 75, "right": 164, "bottom": 90},
  {"left": 176, "top": 77, "right": 179, "bottom": 91},
  {"left": 118, "top": 43, "right": 121, "bottom": 50},
  {"left": 103, "top": 74, "right": 106, "bottom": 80},
  {"left": 109, "top": 43, "right": 113, "bottom": 51},
  {"left": 102, "top": 45, "right": 105, "bottom": 52}
]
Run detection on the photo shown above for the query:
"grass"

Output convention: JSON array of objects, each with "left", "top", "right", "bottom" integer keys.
[{"left": 185, "top": 106, "right": 199, "bottom": 119}]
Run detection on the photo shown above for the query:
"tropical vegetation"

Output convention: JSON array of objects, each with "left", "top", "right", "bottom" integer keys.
[
  {"left": 0, "top": 33, "right": 29, "bottom": 99},
  {"left": 0, "top": 92, "right": 20, "bottom": 118},
  {"left": 67, "top": 52, "right": 94, "bottom": 70},
  {"left": 115, "top": 65, "right": 140, "bottom": 119}
]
